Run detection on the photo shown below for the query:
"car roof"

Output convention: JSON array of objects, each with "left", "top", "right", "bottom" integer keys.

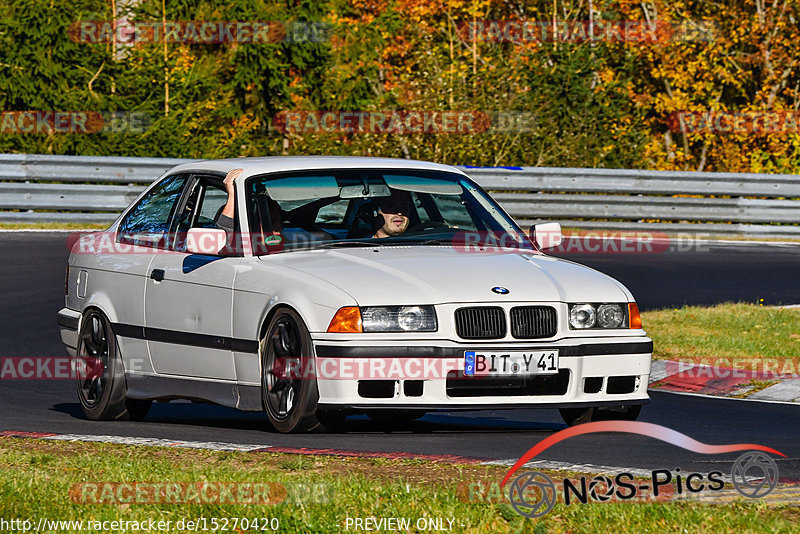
[{"left": 167, "top": 156, "right": 468, "bottom": 179}]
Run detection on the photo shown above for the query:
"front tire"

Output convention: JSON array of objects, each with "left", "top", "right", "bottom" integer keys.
[{"left": 260, "top": 309, "right": 322, "bottom": 433}]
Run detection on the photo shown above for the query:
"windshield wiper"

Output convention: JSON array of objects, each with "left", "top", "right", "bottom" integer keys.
[
  {"left": 313, "top": 240, "right": 385, "bottom": 249},
  {"left": 399, "top": 237, "right": 451, "bottom": 246}
]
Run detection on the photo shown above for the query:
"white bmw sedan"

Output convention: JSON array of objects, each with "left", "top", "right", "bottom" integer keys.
[{"left": 58, "top": 157, "right": 652, "bottom": 432}]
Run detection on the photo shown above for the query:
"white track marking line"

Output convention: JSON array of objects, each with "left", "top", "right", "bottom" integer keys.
[
  {"left": 483, "top": 458, "right": 654, "bottom": 478},
  {"left": 43, "top": 433, "right": 271, "bottom": 451}
]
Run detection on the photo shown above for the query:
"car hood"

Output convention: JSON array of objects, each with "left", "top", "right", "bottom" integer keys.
[{"left": 263, "top": 246, "right": 631, "bottom": 305}]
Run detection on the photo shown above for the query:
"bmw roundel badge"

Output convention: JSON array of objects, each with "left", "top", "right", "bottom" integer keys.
[{"left": 492, "top": 286, "right": 510, "bottom": 295}]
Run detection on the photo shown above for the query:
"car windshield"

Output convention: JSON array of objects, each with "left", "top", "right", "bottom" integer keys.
[{"left": 245, "top": 169, "right": 531, "bottom": 254}]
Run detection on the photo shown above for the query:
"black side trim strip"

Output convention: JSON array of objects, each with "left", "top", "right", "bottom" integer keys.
[
  {"left": 232, "top": 338, "right": 260, "bottom": 354},
  {"left": 112, "top": 323, "right": 259, "bottom": 354},
  {"left": 57, "top": 310, "right": 80, "bottom": 331},
  {"left": 112, "top": 323, "right": 145, "bottom": 340},
  {"left": 314, "top": 341, "right": 653, "bottom": 359}
]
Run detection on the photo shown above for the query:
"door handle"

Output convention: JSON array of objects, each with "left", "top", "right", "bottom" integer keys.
[{"left": 150, "top": 269, "right": 165, "bottom": 282}]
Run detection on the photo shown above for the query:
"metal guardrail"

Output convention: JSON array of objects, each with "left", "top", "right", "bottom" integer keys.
[
  {"left": 1, "top": 154, "right": 799, "bottom": 237},
  {"left": 0, "top": 153, "right": 192, "bottom": 183},
  {"left": 0, "top": 154, "right": 191, "bottom": 223}
]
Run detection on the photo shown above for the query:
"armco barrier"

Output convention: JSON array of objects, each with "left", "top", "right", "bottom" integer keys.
[{"left": 1, "top": 154, "right": 798, "bottom": 237}]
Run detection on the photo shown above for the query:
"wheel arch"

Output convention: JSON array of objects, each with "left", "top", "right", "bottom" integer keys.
[
  {"left": 257, "top": 303, "right": 304, "bottom": 345},
  {"left": 254, "top": 302, "right": 315, "bottom": 379},
  {"left": 81, "top": 293, "right": 121, "bottom": 325}
]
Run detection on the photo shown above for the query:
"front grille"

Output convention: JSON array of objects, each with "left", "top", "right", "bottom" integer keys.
[
  {"left": 510, "top": 306, "right": 558, "bottom": 338},
  {"left": 454, "top": 307, "right": 506, "bottom": 339}
]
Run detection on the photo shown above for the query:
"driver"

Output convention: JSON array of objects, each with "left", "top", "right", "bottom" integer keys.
[{"left": 373, "top": 192, "right": 411, "bottom": 238}]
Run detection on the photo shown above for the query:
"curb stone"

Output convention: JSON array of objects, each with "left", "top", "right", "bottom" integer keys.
[{"left": 649, "top": 360, "right": 799, "bottom": 402}]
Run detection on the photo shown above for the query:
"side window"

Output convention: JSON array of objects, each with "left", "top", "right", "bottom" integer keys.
[
  {"left": 118, "top": 174, "right": 187, "bottom": 247},
  {"left": 194, "top": 186, "right": 229, "bottom": 228},
  {"left": 173, "top": 179, "right": 239, "bottom": 254}
]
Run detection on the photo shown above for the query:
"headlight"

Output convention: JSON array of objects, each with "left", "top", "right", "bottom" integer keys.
[
  {"left": 569, "top": 304, "right": 596, "bottom": 329},
  {"left": 597, "top": 304, "right": 625, "bottom": 328},
  {"left": 569, "top": 303, "right": 628, "bottom": 329},
  {"left": 361, "top": 306, "right": 437, "bottom": 332}
]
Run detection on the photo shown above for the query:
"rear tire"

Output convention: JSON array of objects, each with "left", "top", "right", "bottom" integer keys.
[
  {"left": 75, "top": 310, "right": 129, "bottom": 420},
  {"left": 260, "top": 309, "right": 322, "bottom": 433},
  {"left": 559, "top": 405, "right": 641, "bottom": 426}
]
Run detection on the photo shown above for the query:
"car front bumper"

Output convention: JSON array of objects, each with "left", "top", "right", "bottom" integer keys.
[{"left": 312, "top": 337, "right": 652, "bottom": 409}]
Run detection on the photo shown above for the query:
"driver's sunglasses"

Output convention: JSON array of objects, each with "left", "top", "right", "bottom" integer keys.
[{"left": 380, "top": 202, "right": 409, "bottom": 215}]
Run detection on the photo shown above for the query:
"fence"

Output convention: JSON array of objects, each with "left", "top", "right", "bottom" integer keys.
[{"left": 1, "top": 154, "right": 799, "bottom": 237}]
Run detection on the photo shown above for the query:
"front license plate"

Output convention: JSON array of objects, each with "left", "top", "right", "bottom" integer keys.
[{"left": 464, "top": 350, "right": 558, "bottom": 376}]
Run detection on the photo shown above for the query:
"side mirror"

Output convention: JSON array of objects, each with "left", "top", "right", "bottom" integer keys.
[
  {"left": 186, "top": 228, "right": 228, "bottom": 255},
  {"left": 530, "top": 222, "right": 562, "bottom": 250}
]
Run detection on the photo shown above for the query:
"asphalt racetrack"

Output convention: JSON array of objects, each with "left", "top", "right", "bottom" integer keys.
[{"left": 1, "top": 232, "right": 798, "bottom": 478}]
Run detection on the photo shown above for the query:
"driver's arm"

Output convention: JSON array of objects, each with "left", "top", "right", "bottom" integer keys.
[{"left": 215, "top": 168, "right": 243, "bottom": 233}]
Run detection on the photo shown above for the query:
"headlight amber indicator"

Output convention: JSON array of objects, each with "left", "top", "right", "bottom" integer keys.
[
  {"left": 327, "top": 307, "right": 363, "bottom": 333},
  {"left": 628, "top": 303, "right": 642, "bottom": 329}
]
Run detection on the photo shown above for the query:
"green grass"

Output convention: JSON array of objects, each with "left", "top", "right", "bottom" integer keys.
[
  {"left": 0, "top": 222, "right": 109, "bottom": 230},
  {"left": 642, "top": 303, "right": 800, "bottom": 370},
  {"left": 0, "top": 438, "right": 797, "bottom": 533}
]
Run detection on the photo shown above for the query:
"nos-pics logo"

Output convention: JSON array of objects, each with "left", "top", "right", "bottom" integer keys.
[{"left": 503, "top": 421, "right": 783, "bottom": 518}]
